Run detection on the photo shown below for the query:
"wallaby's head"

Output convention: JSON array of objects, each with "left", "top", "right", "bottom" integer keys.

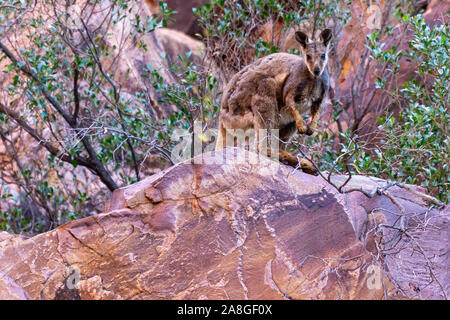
[{"left": 295, "top": 28, "right": 332, "bottom": 78}]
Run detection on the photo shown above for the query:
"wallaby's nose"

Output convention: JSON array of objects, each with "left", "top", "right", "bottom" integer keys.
[{"left": 314, "top": 68, "right": 321, "bottom": 76}]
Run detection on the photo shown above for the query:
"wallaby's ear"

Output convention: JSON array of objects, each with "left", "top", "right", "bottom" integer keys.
[
  {"left": 295, "top": 31, "right": 309, "bottom": 48},
  {"left": 320, "top": 28, "right": 332, "bottom": 46}
]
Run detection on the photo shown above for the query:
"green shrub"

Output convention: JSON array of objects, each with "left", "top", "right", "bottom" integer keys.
[{"left": 356, "top": 14, "right": 449, "bottom": 202}]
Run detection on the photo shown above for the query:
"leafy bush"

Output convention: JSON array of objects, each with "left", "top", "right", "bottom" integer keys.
[
  {"left": 0, "top": 0, "right": 175, "bottom": 232},
  {"left": 143, "top": 52, "right": 221, "bottom": 160},
  {"left": 355, "top": 14, "right": 449, "bottom": 202}
]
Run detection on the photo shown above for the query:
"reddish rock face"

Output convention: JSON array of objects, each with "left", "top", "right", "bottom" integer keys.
[
  {"left": 0, "top": 149, "right": 448, "bottom": 300},
  {"left": 144, "top": 0, "right": 206, "bottom": 37},
  {"left": 331, "top": 0, "right": 449, "bottom": 134}
]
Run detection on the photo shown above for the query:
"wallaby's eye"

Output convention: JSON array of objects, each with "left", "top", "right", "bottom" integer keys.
[
  {"left": 306, "top": 55, "right": 312, "bottom": 61},
  {"left": 321, "top": 54, "right": 326, "bottom": 60}
]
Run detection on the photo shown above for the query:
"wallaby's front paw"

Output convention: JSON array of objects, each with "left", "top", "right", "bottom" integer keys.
[
  {"left": 281, "top": 157, "right": 298, "bottom": 168},
  {"left": 300, "top": 159, "right": 319, "bottom": 176},
  {"left": 297, "top": 126, "right": 308, "bottom": 135},
  {"left": 298, "top": 125, "right": 314, "bottom": 136},
  {"left": 302, "top": 166, "right": 319, "bottom": 176}
]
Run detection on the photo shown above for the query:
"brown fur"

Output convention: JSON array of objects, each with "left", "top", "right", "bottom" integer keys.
[{"left": 216, "top": 29, "right": 332, "bottom": 174}]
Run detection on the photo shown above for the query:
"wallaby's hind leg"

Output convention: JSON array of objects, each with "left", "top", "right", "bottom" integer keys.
[
  {"left": 250, "top": 78, "right": 279, "bottom": 158},
  {"left": 215, "top": 120, "right": 227, "bottom": 151},
  {"left": 251, "top": 79, "right": 279, "bottom": 130}
]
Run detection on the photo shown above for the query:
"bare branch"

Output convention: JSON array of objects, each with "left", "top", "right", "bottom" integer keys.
[{"left": 0, "top": 41, "right": 118, "bottom": 191}]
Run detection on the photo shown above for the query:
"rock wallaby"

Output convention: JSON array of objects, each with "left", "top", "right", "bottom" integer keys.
[{"left": 215, "top": 28, "right": 332, "bottom": 174}]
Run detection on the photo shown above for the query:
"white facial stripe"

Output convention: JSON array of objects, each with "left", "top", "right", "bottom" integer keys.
[{"left": 319, "top": 54, "right": 329, "bottom": 76}]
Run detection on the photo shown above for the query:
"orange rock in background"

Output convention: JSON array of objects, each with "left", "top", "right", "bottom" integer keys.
[
  {"left": 333, "top": 0, "right": 449, "bottom": 132},
  {"left": 145, "top": 0, "right": 206, "bottom": 37}
]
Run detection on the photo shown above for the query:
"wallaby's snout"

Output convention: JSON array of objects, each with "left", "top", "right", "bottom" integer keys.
[{"left": 295, "top": 28, "right": 332, "bottom": 78}]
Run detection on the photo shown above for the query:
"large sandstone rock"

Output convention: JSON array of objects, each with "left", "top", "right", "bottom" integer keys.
[{"left": 0, "top": 149, "right": 447, "bottom": 300}]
